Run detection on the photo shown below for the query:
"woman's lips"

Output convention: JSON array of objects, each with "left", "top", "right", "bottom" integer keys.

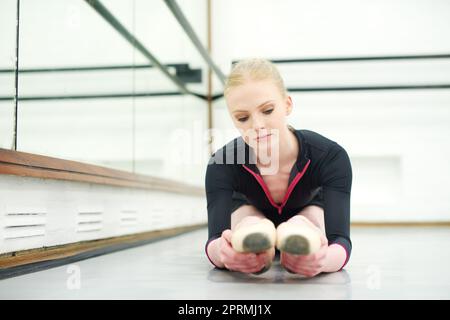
[{"left": 255, "top": 134, "right": 271, "bottom": 141}]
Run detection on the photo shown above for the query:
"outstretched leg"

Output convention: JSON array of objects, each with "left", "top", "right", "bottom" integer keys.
[{"left": 288, "top": 205, "right": 325, "bottom": 234}]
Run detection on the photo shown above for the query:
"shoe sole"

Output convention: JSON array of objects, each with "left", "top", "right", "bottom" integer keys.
[
  {"left": 242, "top": 232, "right": 272, "bottom": 253},
  {"left": 278, "top": 234, "right": 311, "bottom": 255}
]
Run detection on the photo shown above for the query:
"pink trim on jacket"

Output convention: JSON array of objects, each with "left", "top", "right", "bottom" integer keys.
[{"left": 242, "top": 159, "right": 311, "bottom": 215}]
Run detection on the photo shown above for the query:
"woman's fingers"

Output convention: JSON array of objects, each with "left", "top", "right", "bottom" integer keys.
[
  {"left": 255, "top": 251, "right": 271, "bottom": 263},
  {"left": 282, "top": 259, "right": 320, "bottom": 276},
  {"left": 320, "top": 232, "right": 328, "bottom": 246},
  {"left": 221, "top": 229, "right": 233, "bottom": 243},
  {"left": 225, "top": 261, "right": 265, "bottom": 273},
  {"left": 220, "top": 229, "right": 274, "bottom": 273},
  {"left": 221, "top": 233, "right": 258, "bottom": 261},
  {"left": 281, "top": 251, "right": 326, "bottom": 272},
  {"left": 292, "top": 255, "right": 326, "bottom": 269},
  {"left": 225, "top": 249, "right": 258, "bottom": 264},
  {"left": 299, "top": 249, "right": 327, "bottom": 262},
  {"left": 221, "top": 230, "right": 271, "bottom": 264},
  {"left": 281, "top": 245, "right": 327, "bottom": 263},
  {"left": 223, "top": 252, "right": 268, "bottom": 273},
  {"left": 220, "top": 243, "right": 263, "bottom": 271}
]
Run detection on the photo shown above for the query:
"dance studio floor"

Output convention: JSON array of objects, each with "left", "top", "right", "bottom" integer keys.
[{"left": 0, "top": 226, "right": 449, "bottom": 299}]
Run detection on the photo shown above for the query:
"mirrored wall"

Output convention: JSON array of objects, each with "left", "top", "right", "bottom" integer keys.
[{"left": 0, "top": 0, "right": 221, "bottom": 186}]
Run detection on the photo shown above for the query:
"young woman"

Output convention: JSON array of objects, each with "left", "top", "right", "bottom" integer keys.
[{"left": 205, "top": 58, "right": 352, "bottom": 277}]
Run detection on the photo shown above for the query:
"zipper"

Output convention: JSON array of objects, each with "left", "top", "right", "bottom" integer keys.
[{"left": 242, "top": 159, "right": 311, "bottom": 215}]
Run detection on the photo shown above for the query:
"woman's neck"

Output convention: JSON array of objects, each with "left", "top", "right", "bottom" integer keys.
[
  {"left": 278, "top": 127, "right": 299, "bottom": 168},
  {"left": 256, "top": 126, "right": 299, "bottom": 172}
]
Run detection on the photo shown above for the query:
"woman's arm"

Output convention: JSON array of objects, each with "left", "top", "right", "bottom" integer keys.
[
  {"left": 281, "top": 143, "right": 352, "bottom": 276},
  {"left": 287, "top": 206, "right": 347, "bottom": 274},
  {"left": 204, "top": 157, "right": 235, "bottom": 268},
  {"left": 205, "top": 158, "right": 269, "bottom": 273},
  {"left": 318, "top": 144, "right": 353, "bottom": 270}
]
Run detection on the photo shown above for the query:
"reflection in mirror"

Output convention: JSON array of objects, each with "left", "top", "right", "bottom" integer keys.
[
  {"left": 0, "top": 0, "right": 18, "bottom": 149},
  {"left": 14, "top": 0, "right": 212, "bottom": 185}
]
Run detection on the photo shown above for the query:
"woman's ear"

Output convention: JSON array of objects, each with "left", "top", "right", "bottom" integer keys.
[{"left": 285, "top": 96, "right": 293, "bottom": 115}]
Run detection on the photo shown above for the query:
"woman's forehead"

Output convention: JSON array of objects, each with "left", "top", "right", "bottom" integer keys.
[
  {"left": 226, "top": 81, "right": 281, "bottom": 111},
  {"left": 229, "top": 100, "right": 275, "bottom": 114}
]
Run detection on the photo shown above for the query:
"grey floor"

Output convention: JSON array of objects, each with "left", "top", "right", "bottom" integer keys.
[{"left": 0, "top": 226, "right": 449, "bottom": 299}]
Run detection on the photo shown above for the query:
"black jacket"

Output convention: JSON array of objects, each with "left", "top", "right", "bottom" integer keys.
[{"left": 204, "top": 125, "right": 352, "bottom": 270}]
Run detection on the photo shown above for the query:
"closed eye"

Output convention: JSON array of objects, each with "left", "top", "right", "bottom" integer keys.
[{"left": 237, "top": 108, "right": 274, "bottom": 122}]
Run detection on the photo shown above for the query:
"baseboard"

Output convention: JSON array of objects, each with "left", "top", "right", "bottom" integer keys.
[
  {"left": 351, "top": 221, "right": 450, "bottom": 227},
  {"left": 0, "top": 224, "right": 206, "bottom": 270}
]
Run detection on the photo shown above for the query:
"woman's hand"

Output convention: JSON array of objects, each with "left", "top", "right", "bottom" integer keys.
[
  {"left": 219, "top": 229, "right": 274, "bottom": 273},
  {"left": 280, "top": 231, "right": 329, "bottom": 277}
]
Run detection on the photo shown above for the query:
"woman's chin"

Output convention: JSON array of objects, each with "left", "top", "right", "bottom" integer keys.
[
  {"left": 248, "top": 139, "right": 278, "bottom": 156},
  {"left": 257, "top": 142, "right": 274, "bottom": 155}
]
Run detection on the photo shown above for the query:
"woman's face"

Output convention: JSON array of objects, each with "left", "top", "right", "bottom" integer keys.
[{"left": 225, "top": 79, "right": 293, "bottom": 154}]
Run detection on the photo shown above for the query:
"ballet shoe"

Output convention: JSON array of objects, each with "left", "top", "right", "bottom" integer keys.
[
  {"left": 231, "top": 218, "right": 276, "bottom": 253},
  {"left": 276, "top": 216, "right": 322, "bottom": 256}
]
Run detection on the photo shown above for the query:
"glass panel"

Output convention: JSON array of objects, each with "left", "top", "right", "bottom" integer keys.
[
  {"left": 16, "top": 0, "right": 214, "bottom": 185},
  {"left": 130, "top": 0, "right": 210, "bottom": 185},
  {"left": 17, "top": 0, "right": 136, "bottom": 171},
  {"left": 0, "top": 0, "right": 17, "bottom": 149},
  {"left": 134, "top": 95, "right": 208, "bottom": 186}
]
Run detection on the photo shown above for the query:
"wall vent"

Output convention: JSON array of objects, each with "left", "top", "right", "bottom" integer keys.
[
  {"left": 76, "top": 210, "right": 103, "bottom": 233},
  {"left": 120, "top": 209, "right": 138, "bottom": 227},
  {"left": 4, "top": 211, "right": 46, "bottom": 240}
]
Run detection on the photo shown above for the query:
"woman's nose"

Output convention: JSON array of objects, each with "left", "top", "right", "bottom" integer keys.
[{"left": 251, "top": 115, "right": 266, "bottom": 131}]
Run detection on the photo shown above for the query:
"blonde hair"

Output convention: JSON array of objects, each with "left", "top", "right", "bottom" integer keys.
[{"left": 223, "top": 58, "right": 287, "bottom": 98}]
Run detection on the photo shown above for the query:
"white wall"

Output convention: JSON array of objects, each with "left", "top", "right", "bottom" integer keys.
[
  {"left": 1, "top": 0, "right": 450, "bottom": 222},
  {"left": 0, "top": 175, "right": 206, "bottom": 254},
  {"left": 211, "top": 0, "right": 450, "bottom": 222},
  {"left": 0, "top": 0, "right": 211, "bottom": 187},
  {"left": 212, "top": 0, "right": 450, "bottom": 69}
]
